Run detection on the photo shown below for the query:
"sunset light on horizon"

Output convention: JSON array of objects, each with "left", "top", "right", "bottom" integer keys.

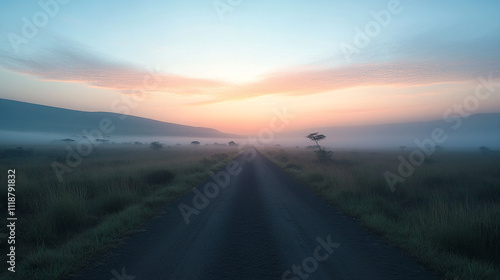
[{"left": 1, "top": 0, "right": 500, "bottom": 134}]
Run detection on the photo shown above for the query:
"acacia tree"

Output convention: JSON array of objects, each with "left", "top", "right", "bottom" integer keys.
[
  {"left": 307, "top": 133, "right": 325, "bottom": 150},
  {"left": 306, "top": 132, "right": 332, "bottom": 163}
]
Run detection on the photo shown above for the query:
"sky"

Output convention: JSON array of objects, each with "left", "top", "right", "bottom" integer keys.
[{"left": 1, "top": 0, "right": 500, "bottom": 134}]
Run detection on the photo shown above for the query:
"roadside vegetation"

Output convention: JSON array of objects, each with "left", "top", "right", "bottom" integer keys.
[
  {"left": 263, "top": 146, "right": 500, "bottom": 280},
  {"left": 0, "top": 144, "right": 237, "bottom": 280}
]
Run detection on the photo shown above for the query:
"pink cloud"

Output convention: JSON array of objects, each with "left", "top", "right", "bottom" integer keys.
[
  {"left": 205, "top": 59, "right": 499, "bottom": 102},
  {"left": 1, "top": 45, "right": 499, "bottom": 104}
]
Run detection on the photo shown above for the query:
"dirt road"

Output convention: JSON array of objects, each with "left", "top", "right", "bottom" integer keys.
[{"left": 71, "top": 149, "right": 436, "bottom": 280}]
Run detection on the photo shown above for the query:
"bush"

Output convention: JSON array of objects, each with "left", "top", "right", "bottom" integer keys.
[
  {"left": 228, "top": 141, "right": 238, "bottom": 147},
  {"left": 150, "top": 141, "right": 163, "bottom": 150}
]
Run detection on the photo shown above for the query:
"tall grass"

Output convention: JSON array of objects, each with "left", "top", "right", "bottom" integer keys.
[
  {"left": 263, "top": 147, "right": 500, "bottom": 280},
  {"left": 0, "top": 144, "right": 237, "bottom": 280}
]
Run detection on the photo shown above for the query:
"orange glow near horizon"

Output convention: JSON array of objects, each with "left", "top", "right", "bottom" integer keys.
[
  {"left": 2, "top": 68, "right": 500, "bottom": 136},
  {"left": 1, "top": 1, "right": 500, "bottom": 138},
  {"left": 124, "top": 81, "right": 499, "bottom": 135}
]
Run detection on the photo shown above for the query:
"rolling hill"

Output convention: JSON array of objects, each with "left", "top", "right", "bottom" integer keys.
[{"left": 0, "top": 98, "right": 238, "bottom": 141}]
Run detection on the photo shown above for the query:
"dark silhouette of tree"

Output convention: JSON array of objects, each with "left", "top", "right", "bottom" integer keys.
[
  {"left": 306, "top": 132, "right": 332, "bottom": 163},
  {"left": 228, "top": 141, "right": 238, "bottom": 147},
  {"left": 191, "top": 141, "right": 200, "bottom": 145},
  {"left": 150, "top": 141, "right": 163, "bottom": 150},
  {"left": 62, "top": 138, "right": 75, "bottom": 145},
  {"left": 307, "top": 133, "right": 326, "bottom": 150}
]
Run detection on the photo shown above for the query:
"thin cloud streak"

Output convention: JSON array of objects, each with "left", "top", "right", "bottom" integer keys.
[
  {"left": 202, "top": 58, "right": 500, "bottom": 103},
  {"left": 0, "top": 45, "right": 227, "bottom": 95},
  {"left": 1, "top": 39, "right": 499, "bottom": 104}
]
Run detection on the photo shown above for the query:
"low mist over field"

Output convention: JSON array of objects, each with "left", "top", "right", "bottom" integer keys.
[
  {"left": 2, "top": 98, "right": 498, "bottom": 151},
  {"left": 277, "top": 113, "right": 500, "bottom": 150}
]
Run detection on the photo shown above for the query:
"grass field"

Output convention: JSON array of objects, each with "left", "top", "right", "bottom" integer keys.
[
  {"left": 264, "top": 147, "right": 500, "bottom": 280},
  {"left": 2, "top": 143, "right": 499, "bottom": 279},
  {"left": 0, "top": 144, "right": 238, "bottom": 280}
]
